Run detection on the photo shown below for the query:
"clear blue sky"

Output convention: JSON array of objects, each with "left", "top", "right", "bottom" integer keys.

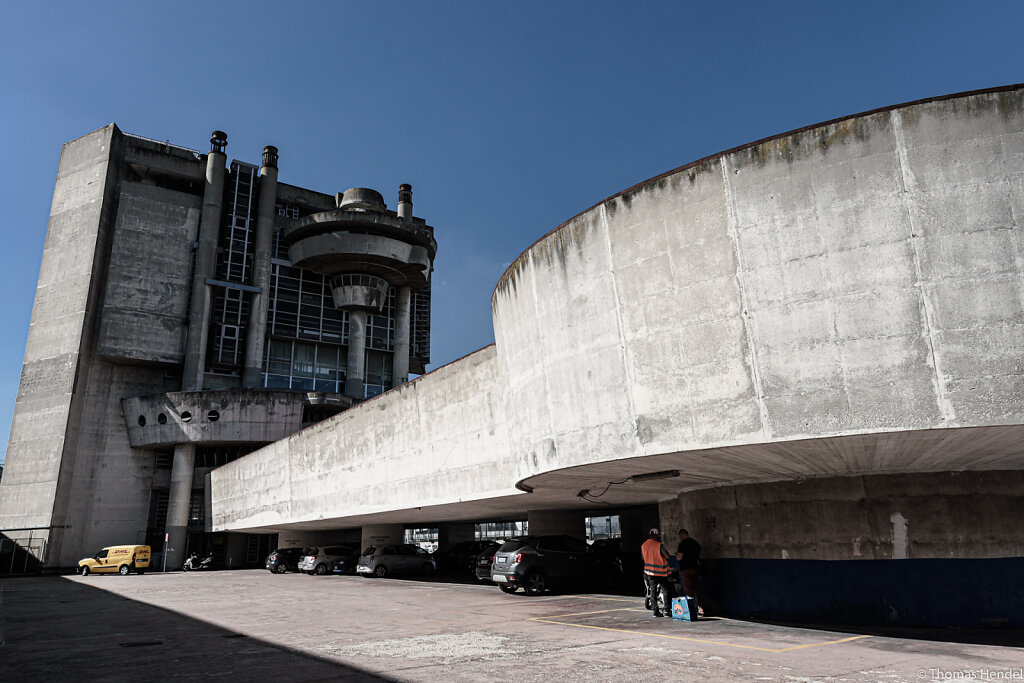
[{"left": 1, "top": 1, "right": 1022, "bottom": 465}]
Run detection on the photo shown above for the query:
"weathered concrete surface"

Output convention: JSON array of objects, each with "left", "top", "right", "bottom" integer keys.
[
  {"left": 6, "top": 572, "right": 1022, "bottom": 682},
  {"left": 0, "top": 126, "right": 125, "bottom": 555},
  {"left": 210, "top": 346, "right": 521, "bottom": 531},
  {"left": 121, "top": 389, "right": 338, "bottom": 447},
  {"left": 491, "top": 87, "right": 1024, "bottom": 487},
  {"left": 97, "top": 181, "right": 201, "bottom": 364},
  {"left": 660, "top": 469, "right": 1024, "bottom": 561}
]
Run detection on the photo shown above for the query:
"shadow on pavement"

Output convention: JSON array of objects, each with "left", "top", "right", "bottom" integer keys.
[{"left": 0, "top": 576, "right": 392, "bottom": 681}]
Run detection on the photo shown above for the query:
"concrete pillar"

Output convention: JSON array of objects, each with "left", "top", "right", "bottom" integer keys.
[
  {"left": 391, "top": 286, "right": 412, "bottom": 387},
  {"left": 182, "top": 131, "right": 227, "bottom": 391},
  {"left": 361, "top": 524, "right": 404, "bottom": 553},
  {"left": 397, "top": 183, "right": 412, "bottom": 219},
  {"left": 527, "top": 509, "right": 586, "bottom": 538},
  {"left": 345, "top": 309, "right": 367, "bottom": 398},
  {"left": 618, "top": 506, "right": 660, "bottom": 553},
  {"left": 437, "top": 522, "right": 475, "bottom": 549},
  {"left": 164, "top": 443, "right": 196, "bottom": 570},
  {"left": 242, "top": 145, "right": 279, "bottom": 388}
]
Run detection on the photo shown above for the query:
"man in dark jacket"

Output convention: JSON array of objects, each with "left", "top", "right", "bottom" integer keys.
[{"left": 676, "top": 528, "right": 705, "bottom": 616}]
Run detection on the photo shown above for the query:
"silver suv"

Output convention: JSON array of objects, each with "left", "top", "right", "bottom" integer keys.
[
  {"left": 356, "top": 544, "right": 436, "bottom": 578},
  {"left": 298, "top": 546, "right": 357, "bottom": 575}
]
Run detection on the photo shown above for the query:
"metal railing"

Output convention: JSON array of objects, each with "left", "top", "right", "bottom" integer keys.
[{"left": 0, "top": 525, "right": 70, "bottom": 575}]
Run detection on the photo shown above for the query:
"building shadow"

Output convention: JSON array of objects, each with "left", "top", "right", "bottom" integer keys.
[{"left": 0, "top": 576, "right": 394, "bottom": 681}]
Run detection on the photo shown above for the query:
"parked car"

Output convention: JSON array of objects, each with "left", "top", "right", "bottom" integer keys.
[
  {"left": 331, "top": 552, "right": 360, "bottom": 575},
  {"left": 356, "top": 544, "right": 436, "bottom": 578},
  {"left": 490, "top": 535, "right": 612, "bottom": 595},
  {"left": 473, "top": 541, "right": 503, "bottom": 582},
  {"left": 265, "top": 547, "right": 308, "bottom": 574},
  {"left": 434, "top": 540, "right": 498, "bottom": 575},
  {"left": 299, "top": 546, "right": 357, "bottom": 575}
]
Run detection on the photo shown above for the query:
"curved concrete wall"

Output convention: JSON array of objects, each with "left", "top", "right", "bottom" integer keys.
[
  {"left": 211, "top": 346, "right": 519, "bottom": 530},
  {"left": 492, "top": 87, "right": 1024, "bottom": 484}
]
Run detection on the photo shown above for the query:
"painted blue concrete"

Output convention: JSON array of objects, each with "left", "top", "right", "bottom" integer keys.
[{"left": 702, "top": 557, "right": 1024, "bottom": 629}]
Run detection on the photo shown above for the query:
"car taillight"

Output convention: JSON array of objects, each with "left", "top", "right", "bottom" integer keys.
[{"left": 514, "top": 553, "right": 523, "bottom": 563}]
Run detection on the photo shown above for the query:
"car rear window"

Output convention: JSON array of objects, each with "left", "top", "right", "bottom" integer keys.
[
  {"left": 361, "top": 546, "right": 376, "bottom": 556},
  {"left": 498, "top": 537, "right": 535, "bottom": 553}
]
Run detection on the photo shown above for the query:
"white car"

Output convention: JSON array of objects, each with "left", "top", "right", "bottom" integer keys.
[
  {"left": 356, "top": 544, "right": 436, "bottom": 578},
  {"left": 297, "top": 546, "right": 357, "bottom": 575}
]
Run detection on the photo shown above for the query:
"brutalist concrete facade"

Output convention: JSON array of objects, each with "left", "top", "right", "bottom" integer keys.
[
  {"left": 211, "top": 85, "right": 1024, "bottom": 627},
  {"left": 0, "top": 126, "right": 434, "bottom": 570}
]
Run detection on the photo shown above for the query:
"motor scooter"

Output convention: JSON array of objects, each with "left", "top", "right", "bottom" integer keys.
[{"left": 182, "top": 552, "right": 213, "bottom": 571}]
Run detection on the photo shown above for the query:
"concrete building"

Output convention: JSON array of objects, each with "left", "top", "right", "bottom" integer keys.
[
  {"left": 0, "top": 127, "right": 435, "bottom": 570},
  {"left": 2, "top": 84, "right": 1023, "bottom": 628},
  {"left": 210, "top": 85, "right": 1024, "bottom": 627}
]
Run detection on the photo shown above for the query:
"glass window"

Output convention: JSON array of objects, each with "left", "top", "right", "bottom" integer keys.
[{"left": 292, "top": 343, "right": 314, "bottom": 378}]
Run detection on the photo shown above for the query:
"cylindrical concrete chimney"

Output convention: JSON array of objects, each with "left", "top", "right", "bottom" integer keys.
[{"left": 397, "top": 183, "right": 412, "bottom": 219}]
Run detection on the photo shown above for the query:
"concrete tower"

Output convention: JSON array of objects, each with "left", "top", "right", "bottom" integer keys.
[{"left": 285, "top": 185, "right": 437, "bottom": 398}]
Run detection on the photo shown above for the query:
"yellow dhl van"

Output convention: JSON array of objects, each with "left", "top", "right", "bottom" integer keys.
[{"left": 77, "top": 545, "right": 151, "bottom": 576}]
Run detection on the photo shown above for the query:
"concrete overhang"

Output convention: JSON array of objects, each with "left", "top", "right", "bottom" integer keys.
[
  {"left": 285, "top": 209, "right": 436, "bottom": 256},
  {"left": 122, "top": 389, "right": 352, "bottom": 448},
  {"left": 517, "top": 425, "right": 1024, "bottom": 508},
  {"left": 288, "top": 232, "right": 432, "bottom": 286}
]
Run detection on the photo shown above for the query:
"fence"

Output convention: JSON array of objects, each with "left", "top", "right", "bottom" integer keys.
[{"left": 0, "top": 526, "right": 69, "bottom": 575}]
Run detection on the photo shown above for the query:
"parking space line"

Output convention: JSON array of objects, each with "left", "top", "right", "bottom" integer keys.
[{"left": 528, "top": 611, "right": 874, "bottom": 654}]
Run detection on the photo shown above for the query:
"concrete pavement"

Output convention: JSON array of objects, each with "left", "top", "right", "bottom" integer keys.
[{"left": 2, "top": 570, "right": 1022, "bottom": 681}]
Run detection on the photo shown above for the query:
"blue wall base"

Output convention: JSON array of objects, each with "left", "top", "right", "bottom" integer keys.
[{"left": 701, "top": 557, "right": 1024, "bottom": 629}]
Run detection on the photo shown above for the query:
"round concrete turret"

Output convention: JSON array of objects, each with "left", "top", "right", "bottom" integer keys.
[{"left": 338, "top": 187, "right": 387, "bottom": 213}]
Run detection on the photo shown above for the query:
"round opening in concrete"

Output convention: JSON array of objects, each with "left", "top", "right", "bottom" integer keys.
[
  {"left": 157, "top": 413, "right": 167, "bottom": 425},
  {"left": 137, "top": 415, "right": 146, "bottom": 427},
  {"left": 207, "top": 410, "right": 220, "bottom": 422},
  {"left": 181, "top": 411, "right": 192, "bottom": 423}
]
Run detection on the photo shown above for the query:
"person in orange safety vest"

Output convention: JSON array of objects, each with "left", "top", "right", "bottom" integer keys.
[{"left": 641, "top": 528, "right": 673, "bottom": 618}]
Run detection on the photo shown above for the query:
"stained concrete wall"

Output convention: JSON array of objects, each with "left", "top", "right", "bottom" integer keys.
[
  {"left": 0, "top": 126, "right": 124, "bottom": 548},
  {"left": 491, "top": 88, "right": 1024, "bottom": 483},
  {"left": 659, "top": 470, "right": 1024, "bottom": 561},
  {"left": 122, "top": 390, "right": 310, "bottom": 447},
  {"left": 210, "top": 346, "right": 519, "bottom": 530},
  {"left": 97, "top": 181, "right": 201, "bottom": 364}
]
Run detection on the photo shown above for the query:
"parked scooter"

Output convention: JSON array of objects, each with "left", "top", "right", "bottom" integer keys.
[{"left": 182, "top": 552, "right": 213, "bottom": 571}]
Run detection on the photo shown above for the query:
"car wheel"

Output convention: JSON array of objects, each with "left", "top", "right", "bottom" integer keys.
[
  {"left": 421, "top": 563, "right": 435, "bottom": 576},
  {"left": 522, "top": 571, "right": 547, "bottom": 596},
  {"left": 314, "top": 563, "right": 327, "bottom": 576},
  {"left": 119, "top": 565, "right": 130, "bottom": 576},
  {"left": 499, "top": 584, "right": 517, "bottom": 594},
  {"left": 80, "top": 566, "right": 90, "bottom": 576},
  {"left": 373, "top": 565, "right": 388, "bottom": 578},
  {"left": 274, "top": 563, "right": 288, "bottom": 574}
]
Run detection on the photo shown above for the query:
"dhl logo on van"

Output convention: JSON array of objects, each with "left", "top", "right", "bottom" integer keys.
[{"left": 111, "top": 549, "right": 132, "bottom": 555}]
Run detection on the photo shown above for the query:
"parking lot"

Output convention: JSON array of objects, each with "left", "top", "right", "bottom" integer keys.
[{"left": 2, "top": 570, "right": 1022, "bottom": 681}]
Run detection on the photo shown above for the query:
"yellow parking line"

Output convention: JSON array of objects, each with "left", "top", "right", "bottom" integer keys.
[
  {"left": 562, "top": 595, "right": 639, "bottom": 603},
  {"left": 534, "top": 608, "right": 637, "bottom": 619},
  {"left": 528, "top": 612, "right": 874, "bottom": 654}
]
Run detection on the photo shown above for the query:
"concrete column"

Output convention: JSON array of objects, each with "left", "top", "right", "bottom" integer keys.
[
  {"left": 182, "top": 131, "right": 227, "bottom": 391},
  {"left": 361, "top": 524, "right": 404, "bottom": 553},
  {"left": 527, "top": 509, "right": 586, "bottom": 538},
  {"left": 164, "top": 443, "right": 196, "bottom": 570},
  {"left": 437, "top": 522, "right": 475, "bottom": 549},
  {"left": 397, "top": 183, "right": 412, "bottom": 219},
  {"left": 242, "top": 146, "right": 279, "bottom": 388},
  {"left": 391, "top": 286, "right": 412, "bottom": 387},
  {"left": 345, "top": 309, "right": 367, "bottom": 398},
  {"left": 618, "top": 506, "right": 661, "bottom": 553}
]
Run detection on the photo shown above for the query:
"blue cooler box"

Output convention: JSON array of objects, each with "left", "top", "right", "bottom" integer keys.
[{"left": 671, "top": 596, "right": 698, "bottom": 621}]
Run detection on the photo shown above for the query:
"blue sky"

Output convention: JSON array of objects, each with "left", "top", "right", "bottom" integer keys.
[{"left": 1, "top": 1, "right": 1022, "bottom": 465}]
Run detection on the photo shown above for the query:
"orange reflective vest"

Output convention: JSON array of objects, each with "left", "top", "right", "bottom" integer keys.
[{"left": 642, "top": 539, "right": 671, "bottom": 577}]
